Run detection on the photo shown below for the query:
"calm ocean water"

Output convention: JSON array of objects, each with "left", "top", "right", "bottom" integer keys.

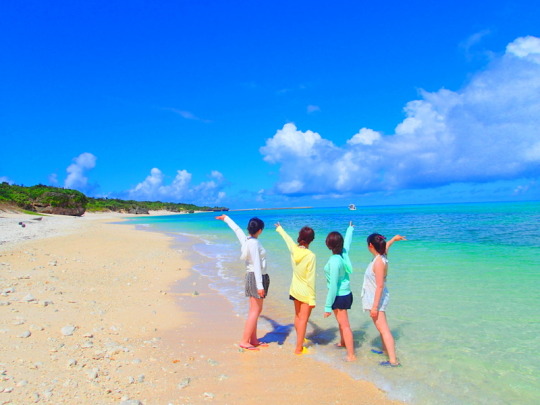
[{"left": 125, "top": 201, "right": 540, "bottom": 404}]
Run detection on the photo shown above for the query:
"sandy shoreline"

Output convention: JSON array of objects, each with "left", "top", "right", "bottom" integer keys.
[{"left": 0, "top": 212, "right": 401, "bottom": 404}]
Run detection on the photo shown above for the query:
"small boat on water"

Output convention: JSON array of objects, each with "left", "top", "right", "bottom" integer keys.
[{"left": 348, "top": 204, "right": 356, "bottom": 211}]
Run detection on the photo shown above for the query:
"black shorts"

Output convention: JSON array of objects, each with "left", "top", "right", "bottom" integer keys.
[{"left": 331, "top": 292, "right": 353, "bottom": 310}]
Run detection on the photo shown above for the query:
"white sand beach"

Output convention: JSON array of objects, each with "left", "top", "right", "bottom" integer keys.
[{"left": 0, "top": 211, "right": 401, "bottom": 404}]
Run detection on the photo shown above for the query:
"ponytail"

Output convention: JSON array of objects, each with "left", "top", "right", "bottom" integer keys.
[{"left": 367, "top": 233, "right": 386, "bottom": 256}]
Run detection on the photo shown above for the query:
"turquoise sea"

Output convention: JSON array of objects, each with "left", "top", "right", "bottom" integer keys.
[{"left": 125, "top": 201, "right": 540, "bottom": 404}]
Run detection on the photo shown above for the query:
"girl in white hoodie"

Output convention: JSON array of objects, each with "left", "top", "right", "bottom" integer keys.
[{"left": 216, "top": 214, "right": 269, "bottom": 351}]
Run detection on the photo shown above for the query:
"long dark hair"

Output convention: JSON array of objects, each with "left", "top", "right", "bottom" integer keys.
[
  {"left": 326, "top": 231, "right": 344, "bottom": 255},
  {"left": 297, "top": 226, "right": 315, "bottom": 247},
  {"left": 367, "top": 233, "right": 386, "bottom": 255}
]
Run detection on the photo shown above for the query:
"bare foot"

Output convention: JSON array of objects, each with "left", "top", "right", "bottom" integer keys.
[{"left": 294, "top": 347, "right": 309, "bottom": 355}]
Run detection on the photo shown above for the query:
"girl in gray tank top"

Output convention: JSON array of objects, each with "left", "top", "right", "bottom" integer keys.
[{"left": 362, "top": 233, "right": 405, "bottom": 367}]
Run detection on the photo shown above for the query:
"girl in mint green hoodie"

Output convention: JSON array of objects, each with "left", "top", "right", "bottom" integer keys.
[{"left": 323, "top": 221, "right": 355, "bottom": 361}]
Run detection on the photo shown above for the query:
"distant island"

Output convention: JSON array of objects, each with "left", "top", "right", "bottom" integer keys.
[
  {"left": 0, "top": 183, "right": 229, "bottom": 216},
  {"left": 230, "top": 207, "right": 313, "bottom": 211}
]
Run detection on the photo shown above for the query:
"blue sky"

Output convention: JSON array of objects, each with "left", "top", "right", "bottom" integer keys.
[{"left": 1, "top": 0, "right": 540, "bottom": 208}]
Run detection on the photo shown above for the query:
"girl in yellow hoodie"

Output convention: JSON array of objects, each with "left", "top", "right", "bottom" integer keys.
[{"left": 275, "top": 222, "right": 316, "bottom": 355}]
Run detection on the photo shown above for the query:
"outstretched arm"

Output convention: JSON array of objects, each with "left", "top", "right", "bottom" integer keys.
[
  {"left": 216, "top": 215, "right": 246, "bottom": 244},
  {"left": 385, "top": 235, "right": 406, "bottom": 254},
  {"left": 343, "top": 221, "right": 354, "bottom": 252},
  {"left": 275, "top": 223, "right": 297, "bottom": 253}
]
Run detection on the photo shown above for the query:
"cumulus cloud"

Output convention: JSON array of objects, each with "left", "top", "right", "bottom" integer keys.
[
  {"left": 261, "top": 123, "right": 337, "bottom": 164},
  {"left": 347, "top": 128, "right": 382, "bottom": 146},
  {"left": 506, "top": 36, "right": 540, "bottom": 61},
  {"left": 64, "top": 153, "right": 97, "bottom": 192},
  {"left": 307, "top": 105, "right": 321, "bottom": 113},
  {"left": 128, "top": 168, "right": 226, "bottom": 205},
  {"left": 260, "top": 36, "right": 540, "bottom": 197}
]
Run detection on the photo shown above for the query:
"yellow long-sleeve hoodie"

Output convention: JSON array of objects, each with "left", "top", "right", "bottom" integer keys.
[{"left": 276, "top": 225, "right": 316, "bottom": 306}]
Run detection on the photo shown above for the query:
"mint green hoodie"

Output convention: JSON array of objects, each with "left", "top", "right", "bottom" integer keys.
[{"left": 324, "top": 226, "right": 354, "bottom": 312}]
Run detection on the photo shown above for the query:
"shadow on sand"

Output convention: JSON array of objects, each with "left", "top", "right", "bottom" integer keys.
[
  {"left": 259, "top": 315, "right": 293, "bottom": 345},
  {"left": 260, "top": 316, "right": 401, "bottom": 351}
]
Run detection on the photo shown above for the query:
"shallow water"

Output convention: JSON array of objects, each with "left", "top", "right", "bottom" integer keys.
[{"left": 125, "top": 201, "right": 540, "bottom": 404}]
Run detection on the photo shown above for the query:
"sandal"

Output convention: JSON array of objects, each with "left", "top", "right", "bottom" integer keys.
[
  {"left": 239, "top": 344, "right": 260, "bottom": 351},
  {"left": 379, "top": 361, "right": 401, "bottom": 367},
  {"left": 254, "top": 342, "right": 269, "bottom": 347}
]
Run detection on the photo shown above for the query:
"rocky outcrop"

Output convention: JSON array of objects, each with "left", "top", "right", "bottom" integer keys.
[
  {"left": 32, "top": 192, "right": 87, "bottom": 216},
  {"left": 126, "top": 207, "right": 149, "bottom": 215},
  {"left": 33, "top": 204, "right": 86, "bottom": 216}
]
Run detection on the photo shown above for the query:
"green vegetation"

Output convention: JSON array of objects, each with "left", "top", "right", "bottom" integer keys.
[
  {"left": 86, "top": 197, "right": 228, "bottom": 213},
  {"left": 0, "top": 183, "right": 88, "bottom": 211},
  {"left": 0, "top": 182, "right": 228, "bottom": 215}
]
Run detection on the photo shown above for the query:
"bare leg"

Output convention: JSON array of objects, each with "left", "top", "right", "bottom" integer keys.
[
  {"left": 293, "top": 300, "right": 313, "bottom": 354},
  {"left": 339, "top": 323, "right": 346, "bottom": 346},
  {"left": 335, "top": 323, "right": 345, "bottom": 347},
  {"left": 333, "top": 309, "right": 356, "bottom": 361},
  {"left": 240, "top": 297, "right": 263, "bottom": 348},
  {"left": 380, "top": 333, "right": 388, "bottom": 354},
  {"left": 372, "top": 311, "right": 397, "bottom": 364}
]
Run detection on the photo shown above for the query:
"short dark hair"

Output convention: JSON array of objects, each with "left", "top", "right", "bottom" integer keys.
[
  {"left": 297, "top": 226, "right": 315, "bottom": 247},
  {"left": 367, "top": 233, "right": 386, "bottom": 255},
  {"left": 326, "top": 231, "right": 344, "bottom": 255},
  {"left": 247, "top": 217, "right": 264, "bottom": 235}
]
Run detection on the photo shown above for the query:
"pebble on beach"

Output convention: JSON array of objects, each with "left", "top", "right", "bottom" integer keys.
[
  {"left": 18, "top": 330, "right": 31, "bottom": 338},
  {"left": 61, "top": 325, "right": 76, "bottom": 336},
  {"left": 21, "top": 293, "right": 37, "bottom": 302},
  {"left": 177, "top": 377, "right": 191, "bottom": 389}
]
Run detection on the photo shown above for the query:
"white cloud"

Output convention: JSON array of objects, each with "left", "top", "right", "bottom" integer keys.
[
  {"left": 261, "top": 122, "right": 337, "bottom": 164},
  {"left": 347, "top": 128, "right": 382, "bottom": 146},
  {"left": 260, "top": 36, "right": 540, "bottom": 197},
  {"left": 0, "top": 176, "right": 13, "bottom": 184},
  {"left": 506, "top": 36, "right": 540, "bottom": 62},
  {"left": 64, "top": 152, "right": 97, "bottom": 191},
  {"left": 210, "top": 170, "right": 224, "bottom": 182},
  {"left": 128, "top": 168, "right": 226, "bottom": 205},
  {"left": 307, "top": 105, "right": 321, "bottom": 113}
]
